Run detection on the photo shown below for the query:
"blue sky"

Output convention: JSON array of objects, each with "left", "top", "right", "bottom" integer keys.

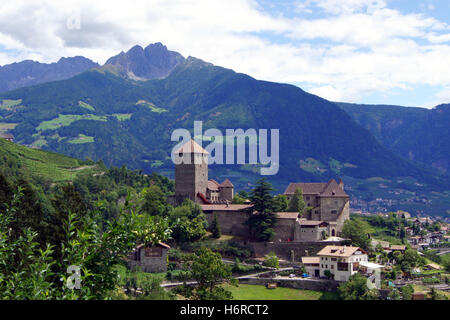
[{"left": 1, "top": 0, "right": 450, "bottom": 108}]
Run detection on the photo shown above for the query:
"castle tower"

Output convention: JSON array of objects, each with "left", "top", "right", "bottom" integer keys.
[
  {"left": 174, "top": 139, "right": 209, "bottom": 203},
  {"left": 219, "top": 179, "right": 234, "bottom": 202}
]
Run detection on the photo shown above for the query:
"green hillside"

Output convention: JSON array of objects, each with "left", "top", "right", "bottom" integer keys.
[
  {"left": 337, "top": 102, "right": 450, "bottom": 174},
  {"left": 0, "top": 138, "right": 98, "bottom": 183}
]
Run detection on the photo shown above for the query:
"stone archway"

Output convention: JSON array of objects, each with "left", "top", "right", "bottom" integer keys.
[{"left": 332, "top": 229, "right": 336, "bottom": 237}]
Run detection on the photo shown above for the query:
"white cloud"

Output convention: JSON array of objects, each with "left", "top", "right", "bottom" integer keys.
[{"left": 0, "top": 0, "right": 450, "bottom": 105}]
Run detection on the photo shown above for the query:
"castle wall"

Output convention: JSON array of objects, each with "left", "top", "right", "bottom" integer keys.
[
  {"left": 273, "top": 219, "right": 296, "bottom": 242},
  {"left": 205, "top": 211, "right": 250, "bottom": 237},
  {"left": 319, "top": 196, "right": 349, "bottom": 232}
]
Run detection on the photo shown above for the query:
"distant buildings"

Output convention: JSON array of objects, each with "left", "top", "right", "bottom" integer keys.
[{"left": 0, "top": 133, "right": 14, "bottom": 142}]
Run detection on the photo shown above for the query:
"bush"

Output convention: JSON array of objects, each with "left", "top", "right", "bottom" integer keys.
[{"left": 263, "top": 252, "right": 279, "bottom": 269}]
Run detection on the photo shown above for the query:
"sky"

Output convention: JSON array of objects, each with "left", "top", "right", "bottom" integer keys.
[{"left": 1, "top": 0, "right": 450, "bottom": 108}]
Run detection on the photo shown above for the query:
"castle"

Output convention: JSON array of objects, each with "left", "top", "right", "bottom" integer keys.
[
  {"left": 171, "top": 139, "right": 350, "bottom": 240},
  {"left": 172, "top": 139, "right": 234, "bottom": 204}
]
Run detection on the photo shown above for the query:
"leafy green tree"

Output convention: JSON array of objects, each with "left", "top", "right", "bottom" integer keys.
[
  {"left": 177, "top": 247, "right": 236, "bottom": 300},
  {"left": 263, "top": 252, "right": 279, "bottom": 268},
  {"left": 341, "top": 218, "right": 372, "bottom": 251},
  {"left": 430, "top": 288, "right": 448, "bottom": 300},
  {"left": 169, "top": 199, "right": 207, "bottom": 243},
  {"left": 338, "top": 274, "right": 379, "bottom": 300},
  {"left": 232, "top": 194, "right": 246, "bottom": 204},
  {"left": 388, "top": 288, "right": 402, "bottom": 300},
  {"left": 287, "top": 188, "right": 305, "bottom": 216},
  {"left": 0, "top": 188, "right": 171, "bottom": 300},
  {"left": 211, "top": 214, "right": 221, "bottom": 239},
  {"left": 272, "top": 194, "right": 289, "bottom": 212},
  {"left": 141, "top": 185, "right": 167, "bottom": 216},
  {"left": 400, "top": 285, "right": 414, "bottom": 300}
]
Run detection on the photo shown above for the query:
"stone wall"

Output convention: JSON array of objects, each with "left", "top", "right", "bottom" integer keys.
[
  {"left": 239, "top": 277, "right": 339, "bottom": 292},
  {"left": 205, "top": 211, "right": 250, "bottom": 237},
  {"left": 248, "top": 241, "right": 343, "bottom": 261},
  {"left": 273, "top": 219, "right": 296, "bottom": 241}
]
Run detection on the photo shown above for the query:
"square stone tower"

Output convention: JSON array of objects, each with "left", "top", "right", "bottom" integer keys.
[{"left": 174, "top": 139, "right": 209, "bottom": 203}]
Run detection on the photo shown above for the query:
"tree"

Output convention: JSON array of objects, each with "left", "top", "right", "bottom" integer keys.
[
  {"left": 341, "top": 218, "right": 372, "bottom": 251},
  {"left": 287, "top": 188, "right": 305, "bottom": 216},
  {"left": 168, "top": 199, "right": 208, "bottom": 243},
  {"left": 338, "top": 274, "right": 379, "bottom": 300},
  {"left": 177, "top": 247, "right": 236, "bottom": 300},
  {"left": 272, "top": 194, "right": 288, "bottom": 212},
  {"left": 400, "top": 284, "right": 414, "bottom": 300},
  {"left": 210, "top": 214, "right": 221, "bottom": 239},
  {"left": 249, "top": 178, "right": 275, "bottom": 214},
  {"left": 245, "top": 178, "right": 277, "bottom": 241},
  {"left": 0, "top": 188, "right": 171, "bottom": 300},
  {"left": 232, "top": 194, "right": 246, "bottom": 204},
  {"left": 388, "top": 288, "right": 402, "bottom": 300},
  {"left": 141, "top": 185, "right": 167, "bottom": 216},
  {"left": 263, "top": 252, "right": 279, "bottom": 268},
  {"left": 430, "top": 288, "right": 448, "bottom": 300}
]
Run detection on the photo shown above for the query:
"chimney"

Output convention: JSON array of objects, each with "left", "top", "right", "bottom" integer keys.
[{"left": 339, "top": 178, "right": 344, "bottom": 190}]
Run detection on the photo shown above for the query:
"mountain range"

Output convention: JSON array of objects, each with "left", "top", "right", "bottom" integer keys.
[
  {"left": 337, "top": 102, "right": 450, "bottom": 174},
  {"left": 0, "top": 56, "right": 99, "bottom": 93},
  {"left": 0, "top": 43, "right": 449, "bottom": 216}
]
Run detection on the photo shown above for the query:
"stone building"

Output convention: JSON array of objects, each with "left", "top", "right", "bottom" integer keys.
[
  {"left": 284, "top": 179, "right": 350, "bottom": 233},
  {"left": 127, "top": 242, "right": 170, "bottom": 273},
  {"left": 172, "top": 139, "right": 234, "bottom": 205}
]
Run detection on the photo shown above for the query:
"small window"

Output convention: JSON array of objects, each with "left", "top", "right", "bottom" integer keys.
[{"left": 331, "top": 210, "right": 337, "bottom": 214}]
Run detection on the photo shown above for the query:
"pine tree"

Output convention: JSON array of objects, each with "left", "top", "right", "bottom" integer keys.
[
  {"left": 287, "top": 188, "right": 305, "bottom": 216},
  {"left": 211, "top": 214, "right": 221, "bottom": 239}
]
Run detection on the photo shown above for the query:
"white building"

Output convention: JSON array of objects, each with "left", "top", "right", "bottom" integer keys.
[{"left": 317, "top": 245, "right": 368, "bottom": 282}]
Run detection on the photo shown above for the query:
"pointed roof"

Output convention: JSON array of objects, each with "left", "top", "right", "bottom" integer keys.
[
  {"left": 284, "top": 179, "right": 348, "bottom": 197},
  {"left": 174, "top": 139, "right": 208, "bottom": 154},
  {"left": 207, "top": 179, "right": 220, "bottom": 191},
  {"left": 219, "top": 178, "right": 234, "bottom": 188}
]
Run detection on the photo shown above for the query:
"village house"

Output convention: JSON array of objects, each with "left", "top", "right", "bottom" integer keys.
[
  {"left": 127, "top": 242, "right": 170, "bottom": 273},
  {"left": 316, "top": 245, "right": 368, "bottom": 282}
]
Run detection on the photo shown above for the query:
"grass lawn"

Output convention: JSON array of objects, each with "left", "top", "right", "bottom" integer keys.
[{"left": 223, "top": 284, "right": 339, "bottom": 300}]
